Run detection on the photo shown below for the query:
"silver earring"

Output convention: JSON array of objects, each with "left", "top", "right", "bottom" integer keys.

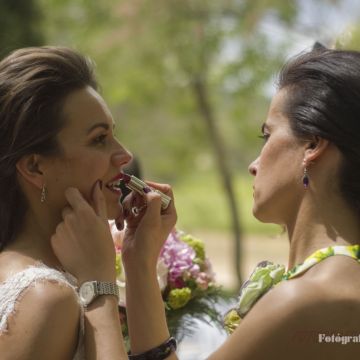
[
  {"left": 302, "top": 166, "right": 309, "bottom": 189},
  {"left": 40, "top": 184, "right": 47, "bottom": 203}
]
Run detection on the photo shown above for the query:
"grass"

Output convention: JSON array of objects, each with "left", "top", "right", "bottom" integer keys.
[{"left": 172, "top": 171, "right": 282, "bottom": 236}]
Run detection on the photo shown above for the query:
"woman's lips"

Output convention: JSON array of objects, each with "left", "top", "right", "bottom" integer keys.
[
  {"left": 108, "top": 187, "right": 122, "bottom": 196},
  {"left": 105, "top": 173, "right": 124, "bottom": 195}
]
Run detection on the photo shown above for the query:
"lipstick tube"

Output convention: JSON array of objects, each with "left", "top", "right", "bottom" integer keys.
[{"left": 121, "top": 173, "right": 171, "bottom": 210}]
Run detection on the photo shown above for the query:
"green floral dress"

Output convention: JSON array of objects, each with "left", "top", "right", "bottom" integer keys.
[{"left": 224, "top": 244, "right": 360, "bottom": 334}]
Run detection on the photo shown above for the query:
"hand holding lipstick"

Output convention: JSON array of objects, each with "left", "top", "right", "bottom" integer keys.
[
  {"left": 121, "top": 181, "right": 177, "bottom": 269},
  {"left": 121, "top": 173, "right": 172, "bottom": 210}
]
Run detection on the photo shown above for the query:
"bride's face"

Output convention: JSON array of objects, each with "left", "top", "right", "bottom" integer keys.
[
  {"left": 248, "top": 89, "right": 306, "bottom": 224},
  {"left": 44, "top": 86, "right": 132, "bottom": 226}
]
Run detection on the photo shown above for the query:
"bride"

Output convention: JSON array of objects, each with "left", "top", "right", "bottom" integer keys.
[{"left": 0, "top": 46, "right": 167, "bottom": 359}]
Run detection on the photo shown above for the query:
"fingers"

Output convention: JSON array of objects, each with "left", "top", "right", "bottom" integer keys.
[
  {"left": 64, "top": 180, "right": 107, "bottom": 222},
  {"left": 91, "top": 180, "right": 108, "bottom": 221},
  {"left": 61, "top": 205, "right": 72, "bottom": 219},
  {"left": 64, "top": 187, "right": 92, "bottom": 212}
]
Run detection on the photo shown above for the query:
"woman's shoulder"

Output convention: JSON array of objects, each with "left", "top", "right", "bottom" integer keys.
[
  {"left": 0, "top": 255, "right": 80, "bottom": 332},
  {"left": 264, "top": 255, "right": 360, "bottom": 315},
  {"left": 208, "top": 256, "right": 360, "bottom": 360},
  {"left": 0, "top": 264, "right": 81, "bottom": 359}
]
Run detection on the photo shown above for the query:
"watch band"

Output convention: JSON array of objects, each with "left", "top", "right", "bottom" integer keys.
[
  {"left": 79, "top": 281, "right": 119, "bottom": 308},
  {"left": 95, "top": 281, "right": 119, "bottom": 298}
]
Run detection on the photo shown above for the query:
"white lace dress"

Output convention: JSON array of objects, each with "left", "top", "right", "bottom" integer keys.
[{"left": 0, "top": 264, "right": 85, "bottom": 359}]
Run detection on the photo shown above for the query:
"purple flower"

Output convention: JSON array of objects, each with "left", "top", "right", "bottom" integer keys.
[{"left": 160, "top": 231, "right": 198, "bottom": 286}]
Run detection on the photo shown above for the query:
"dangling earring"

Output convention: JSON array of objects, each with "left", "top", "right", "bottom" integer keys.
[
  {"left": 40, "top": 184, "right": 47, "bottom": 203},
  {"left": 302, "top": 166, "right": 309, "bottom": 189}
]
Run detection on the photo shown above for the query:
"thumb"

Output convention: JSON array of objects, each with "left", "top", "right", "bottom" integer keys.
[{"left": 92, "top": 180, "right": 108, "bottom": 221}]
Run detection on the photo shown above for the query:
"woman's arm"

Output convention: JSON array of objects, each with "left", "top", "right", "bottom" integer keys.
[
  {"left": 51, "top": 182, "right": 127, "bottom": 359},
  {"left": 84, "top": 295, "right": 126, "bottom": 360},
  {"left": 122, "top": 185, "right": 178, "bottom": 358}
]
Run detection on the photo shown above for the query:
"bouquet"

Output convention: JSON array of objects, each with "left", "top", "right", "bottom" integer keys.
[{"left": 109, "top": 222, "right": 224, "bottom": 347}]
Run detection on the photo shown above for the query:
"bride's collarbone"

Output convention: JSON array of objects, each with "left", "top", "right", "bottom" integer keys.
[{"left": 0, "top": 252, "right": 38, "bottom": 283}]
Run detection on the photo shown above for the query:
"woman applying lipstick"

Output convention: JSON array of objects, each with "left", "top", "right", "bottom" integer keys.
[
  {"left": 0, "top": 46, "right": 177, "bottom": 359},
  {"left": 121, "top": 49, "right": 360, "bottom": 360}
]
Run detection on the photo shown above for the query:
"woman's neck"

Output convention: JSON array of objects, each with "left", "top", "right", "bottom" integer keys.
[
  {"left": 6, "top": 209, "right": 63, "bottom": 270},
  {"left": 286, "top": 193, "right": 360, "bottom": 269}
]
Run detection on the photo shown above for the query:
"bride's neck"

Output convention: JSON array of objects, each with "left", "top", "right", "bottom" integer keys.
[
  {"left": 8, "top": 210, "right": 62, "bottom": 269},
  {"left": 286, "top": 193, "right": 360, "bottom": 269}
]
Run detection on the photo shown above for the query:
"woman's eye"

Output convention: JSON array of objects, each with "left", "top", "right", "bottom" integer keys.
[
  {"left": 93, "top": 134, "right": 107, "bottom": 145},
  {"left": 258, "top": 133, "right": 270, "bottom": 142}
]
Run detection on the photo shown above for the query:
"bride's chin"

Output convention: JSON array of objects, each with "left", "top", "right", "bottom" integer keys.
[{"left": 107, "top": 202, "right": 124, "bottom": 221}]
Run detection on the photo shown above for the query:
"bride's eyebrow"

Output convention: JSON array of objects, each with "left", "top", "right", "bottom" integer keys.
[{"left": 86, "top": 121, "right": 115, "bottom": 135}]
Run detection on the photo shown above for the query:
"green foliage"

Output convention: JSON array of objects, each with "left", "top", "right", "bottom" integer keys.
[
  {"left": 166, "top": 286, "right": 231, "bottom": 342},
  {"left": 0, "top": 0, "right": 43, "bottom": 59},
  {"left": 37, "top": 0, "right": 299, "bottom": 180},
  {"left": 173, "top": 170, "right": 281, "bottom": 235}
]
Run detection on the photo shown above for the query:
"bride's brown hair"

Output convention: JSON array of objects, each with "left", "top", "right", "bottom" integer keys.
[{"left": 0, "top": 46, "right": 97, "bottom": 250}]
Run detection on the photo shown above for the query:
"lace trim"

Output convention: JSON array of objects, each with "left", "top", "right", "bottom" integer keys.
[{"left": 0, "top": 264, "right": 84, "bottom": 359}]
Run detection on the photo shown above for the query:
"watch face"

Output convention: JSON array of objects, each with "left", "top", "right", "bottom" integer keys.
[{"left": 79, "top": 282, "right": 95, "bottom": 305}]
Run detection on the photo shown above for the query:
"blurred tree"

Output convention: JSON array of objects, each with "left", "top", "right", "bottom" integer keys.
[
  {"left": 38, "top": 0, "right": 344, "bottom": 284},
  {"left": 0, "top": 0, "right": 43, "bottom": 59},
  {"left": 39, "top": 0, "right": 299, "bottom": 285}
]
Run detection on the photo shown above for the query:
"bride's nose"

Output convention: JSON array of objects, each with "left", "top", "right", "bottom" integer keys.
[
  {"left": 248, "top": 157, "right": 259, "bottom": 176},
  {"left": 112, "top": 146, "right": 133, "bottom": 168}
]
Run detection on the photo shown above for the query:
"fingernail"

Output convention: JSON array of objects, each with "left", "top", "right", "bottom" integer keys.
[
  {"left": 98, "top": 180, "right": 103, "bottom": 190},
  {"left": 143, "top": 186, "right": 152, "bottom": 194}
]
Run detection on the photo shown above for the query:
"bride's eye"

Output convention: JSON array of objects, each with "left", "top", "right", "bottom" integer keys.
[{"left": 93, "top": 134, "right": 107, "bottom": 145}]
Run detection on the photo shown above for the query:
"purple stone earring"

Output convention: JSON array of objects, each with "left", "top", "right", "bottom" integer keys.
[{"left": 303, "top": 166, "right": 309, "bottom": 189}]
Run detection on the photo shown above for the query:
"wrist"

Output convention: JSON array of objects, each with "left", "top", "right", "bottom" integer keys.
[
  {"left": 78, "top": 271, "right": 116, "bottom": 285},
  {"left": 85, "top": 293, "right": 119, "bottom": 311},
  {"left": 78, "top": 280, "right": 119, "bottom": 308}
]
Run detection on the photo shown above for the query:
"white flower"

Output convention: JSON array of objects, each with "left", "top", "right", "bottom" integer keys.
[
  {"left": 117, "top": 280, "right": 126, "bottom": 307},
  {"left": 157, "top": 258, "right": 169, "bottom": 291}
]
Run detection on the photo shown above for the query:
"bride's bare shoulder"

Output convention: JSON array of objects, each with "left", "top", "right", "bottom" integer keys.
[{"left": 0, "top": 277, "right": 80, "bottom": 359}]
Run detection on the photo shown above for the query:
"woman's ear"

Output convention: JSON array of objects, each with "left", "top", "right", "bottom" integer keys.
[
  {"left": 16, "top": 154, "right": 45, "bottom": 189},
  {"left": 304, "top": 136, "right": 330, "bottom": 163}
]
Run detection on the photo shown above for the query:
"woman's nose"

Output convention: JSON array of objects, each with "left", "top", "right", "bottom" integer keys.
[
  {"left": 248, "top": 157, "right": 259, "bottom": 176},
  {"left": 112, "top": 144, "right": 133, "bottom": 168}
]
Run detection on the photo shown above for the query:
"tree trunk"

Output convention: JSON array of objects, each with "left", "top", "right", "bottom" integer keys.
[{"left": 191, "top": 76, "right": 243, "bottom": 286}]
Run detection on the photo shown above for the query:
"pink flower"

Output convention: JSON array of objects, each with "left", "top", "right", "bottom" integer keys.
[
  {"left": 196, "top": 272, "right": 210, "bottom": 290},
  {"left": 160, "top": 231, "right": 197, "bottom": 286}
]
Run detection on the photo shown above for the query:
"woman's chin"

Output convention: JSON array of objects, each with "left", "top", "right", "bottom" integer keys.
[
  {"left": 107, "top": 201, "right": 124, "bottom": 221},
  {"left": 252, "top": 202, "right": 271, "bottom": 223}
]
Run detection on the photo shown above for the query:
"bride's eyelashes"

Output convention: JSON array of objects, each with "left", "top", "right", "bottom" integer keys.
[{"left": 93, "top": 134, "right": 107, "bottom": 145}]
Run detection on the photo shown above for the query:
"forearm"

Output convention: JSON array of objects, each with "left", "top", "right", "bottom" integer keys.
[
  {"left": 125, "top": 265, "right": 178, "bottom": 359},
  {"left": 84, "top": 295, "right": 128, "bottom": 360}
]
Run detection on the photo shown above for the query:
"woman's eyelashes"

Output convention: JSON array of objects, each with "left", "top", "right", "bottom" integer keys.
[
  {"left": 258, "top": 133, "right": 270, "bottom": 142},
  {"left": 93, "top": 133, "right": 108, "bottom": 145}
]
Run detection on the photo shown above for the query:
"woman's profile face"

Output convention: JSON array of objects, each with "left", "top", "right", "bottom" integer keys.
[
  {"left": 44, "top": 86, "right": 132, "bottom": 227},
  {"left": 248, "top": 89, "right": 306, "bottom": 225}
]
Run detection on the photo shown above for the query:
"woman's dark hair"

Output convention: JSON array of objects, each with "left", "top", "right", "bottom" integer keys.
[
  {"left": 0, "top": 46, "right": 97, "bottom": 250},
  {"left": 278, "top": 48, "right": 360, "bottom": 215}
]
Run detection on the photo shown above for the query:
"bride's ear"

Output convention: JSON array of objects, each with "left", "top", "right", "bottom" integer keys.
[
  {"left": 16, "top": 154, "right": 45, "bottom": 189},
  {"left": 304, "top": 136, "right": 329, "bottom": 163}
]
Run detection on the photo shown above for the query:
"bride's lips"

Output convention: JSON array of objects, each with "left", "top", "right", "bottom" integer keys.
[{"left": 105, "top": 173, "right": 124, "bottom": 196}]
